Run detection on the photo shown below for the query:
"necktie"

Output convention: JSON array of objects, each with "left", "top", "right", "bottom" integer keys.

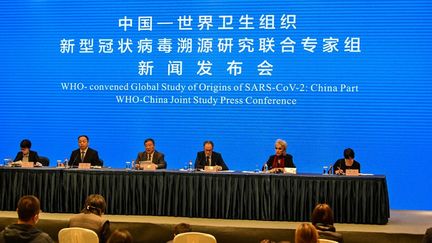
[
  {"left": 206, "top": 156, "right": 210, "bottom": 166},
  {"left": 81, "top": 151, "right": 85, "bottom": 162},
  {"left": 147, "top": 153, "right": 151, "bottom": 161}
]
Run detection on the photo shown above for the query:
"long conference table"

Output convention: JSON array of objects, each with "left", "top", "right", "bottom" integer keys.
[{"left": 0, "top": 167, "right": 389, "bottom": 224}]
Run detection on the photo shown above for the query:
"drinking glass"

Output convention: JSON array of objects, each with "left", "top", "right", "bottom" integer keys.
[{"left": 125, "top": 161, "right": 131, "bottom": 170}]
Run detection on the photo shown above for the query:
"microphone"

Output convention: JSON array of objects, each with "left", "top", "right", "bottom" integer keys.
[
  {"left": 327, "top": 164, "right": 333, "bottom": 174},
  {"left": 71, "top": 152, "right": 79, "bottom": 167}
]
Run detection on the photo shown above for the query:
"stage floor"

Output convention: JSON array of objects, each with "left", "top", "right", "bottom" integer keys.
[{"left": 1, "top": 209, "right": 431, "bottom": 235}]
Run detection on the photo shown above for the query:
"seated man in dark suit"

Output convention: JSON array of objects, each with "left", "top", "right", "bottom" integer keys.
[
  {"left": 69, "top": 135, "right": 101, "bottom": 167},
  {"left": 135, "top": 138, "right": 167, "bottom": 169},
  {"left": 13, "top": 139, "right": 39, "bottom": 163},
  {"left": 194, "top": 140, "right": 228, "bottom": 171}
]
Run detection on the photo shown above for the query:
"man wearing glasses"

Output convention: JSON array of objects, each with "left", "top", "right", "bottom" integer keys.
[
  {"left": 263, "top": 139, "right": 296, "bottom": 173},
  {"left": 194, "top": 140, "right": 229, "bottom": 171}
]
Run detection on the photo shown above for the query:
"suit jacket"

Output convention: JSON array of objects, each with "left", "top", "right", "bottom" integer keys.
[
  {"left": 69, "top": 147, "right": 101, "bottom": 167},
  {"left": 13, "top": 150, "right": 39, "bottom": 163},
  {"left": 265, "top": 154, "right": 295, "bottom": 170},
  {"left": 333, "top": 158, "right": 360, "bottom": 173},
  {"left": 194, "top": 151, "right": 229, "bottom": 170},
  {"left": 136, "top": 150, "right": 167, "bottom": 169}
]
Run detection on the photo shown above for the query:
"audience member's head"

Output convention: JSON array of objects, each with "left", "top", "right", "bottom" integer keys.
[
  {"left": 107, "top": 229, "right": 133, "bottom": 243},
  {"left": 260, "top": 240, "right": 275, "bottom": 243},
  {"left": 295, "top": 223, "right": 318, "bottom": 243},
  {"left": 173, "top": 223, "right": 192, "bottom": 236},
  {"left": 16, "top": 195, "right": 41, "bottom": 225},
  {"left": 311, "top": 203, "right": 334, "bottom": 226},
  {"left": 81, "top": 194, "right": 106, "bottom": 216}
]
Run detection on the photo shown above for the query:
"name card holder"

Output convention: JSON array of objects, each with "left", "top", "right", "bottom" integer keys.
[
  {"left": 78, "top": 163, "right": 91, "bottom": 169},
  {"left": 141, "top": 163, "right": 157, "bottom": 171},
  {"left": 204, "top": 166, "right": 218, "bottom": 172},
  {"left": 345, "top": 169, "right": 360, "bottom": 176},
  {"left": 283, "top": 167, "right": 297, "bottom": 174},
  {"left": 21, "top": 162, "right": 34, "bottom": 168}
]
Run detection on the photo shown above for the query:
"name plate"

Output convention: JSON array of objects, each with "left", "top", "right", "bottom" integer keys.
[
  {"left": 345, "top": 169, "right": 359, "bottom": 176},
  {"left": 283, "top": 167, "right": 297, "bottom": 174},
  {"left": 140, "top": 163, "right": 157, "bottom": 170},
  {"left": 204, "top": 166, "right": 218, "bottom": 172},
  {"left": 78, "top": 163, "right": 91, "bottom": 169},
  {"left": 22, "top": 162, "right": 34, "bottom": 168}
]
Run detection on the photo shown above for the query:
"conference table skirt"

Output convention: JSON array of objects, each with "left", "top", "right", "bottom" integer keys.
[{"left": 0, "top": 167, "right": 390, "bottom": 224}]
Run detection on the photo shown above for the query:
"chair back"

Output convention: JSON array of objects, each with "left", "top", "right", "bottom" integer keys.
[
  {"left": 58, "top": 227, "right": 99, "bottom": 243},
  {"left": 38, "top": 156, "right": 50, "bottom": 166},
  {"left": 319, "top": 239, "right": 338, "bottom": 243},
  {"left": 173, "top": 232, "right": 217, "bottom": 243}
]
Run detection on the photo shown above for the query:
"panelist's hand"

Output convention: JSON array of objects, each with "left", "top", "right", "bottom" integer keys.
[
  {"left": 335, "top": 168, "right": 344, "bottom": 175},
  {"left": 269, "top": 168, "right": 284, "bottom": 173},
  {"left": 216, "top": 165, "right": 222, "bottom": 171}
]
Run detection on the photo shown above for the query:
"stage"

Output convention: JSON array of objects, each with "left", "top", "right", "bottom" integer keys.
[{"left": 0, "top": 210, "right": 429, "bottom": 243}]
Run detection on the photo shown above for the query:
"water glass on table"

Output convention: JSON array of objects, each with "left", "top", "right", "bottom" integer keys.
[{"left": 125, "top": 161, "right": 131, "bottom": 170}]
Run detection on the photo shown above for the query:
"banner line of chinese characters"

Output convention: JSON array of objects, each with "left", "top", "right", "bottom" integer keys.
[
  {"left": 60, "top": 37, "right": 361, "bottom": 54},
  {"left": 118, "top": 14, "right": 298, "bottom": 31}
]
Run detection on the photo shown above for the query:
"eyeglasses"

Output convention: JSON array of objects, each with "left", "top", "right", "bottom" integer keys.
[{"left": 275, "top": 147, "right": 283, "bottom": 150}]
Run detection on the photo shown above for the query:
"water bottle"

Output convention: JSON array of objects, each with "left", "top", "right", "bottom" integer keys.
[
  {"left": 263, "top": 163, "right": 268, "bottom": 173},
  {"left": 64, "top": 158, "right": 69, "bottom": 169},
  {"left": 188, "top": 160, "right": 193, "bottom": 171},
  {"left": 131, "top": 160, "right": 135, "bottom": 170},
  {"left": 328, "top": 164, "right": 334, "bottom": 175}
]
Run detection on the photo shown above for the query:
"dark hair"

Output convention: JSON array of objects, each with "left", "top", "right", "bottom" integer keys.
[
  {"left": 343, "top": 148, "right": 355, "bottom": 159},
  {"left": 144, "top": 138, "right": 155, "bottom": 145},
  {"left": 17, "top": 195, "right": 40, "bottom": 221},
  {"left": 173, "top": 223, "right": 192, "bottom": 235},
  {"left": 203, "top": 140, "right": 214, "bottom": 147},
  {"left": 81, "top": 194, "right": 106, "bottom": 216},
  {"left": 20, "top": 139, "right": 32, "bottom": 149},
  {"left": 311, "top": 203, "right": 334, "bottom": 226},
  {"left": 107, "top": 229, "right": 133, "bottom": 243},
  {"left": 78, "top": 135, "right": 89, "bottom": 142}
]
